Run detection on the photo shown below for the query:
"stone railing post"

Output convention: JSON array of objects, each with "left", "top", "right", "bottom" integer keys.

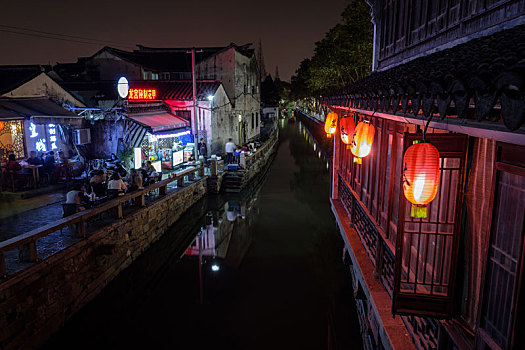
[{"left": 211, "top": 159, "right": 218, "bottom": 176}]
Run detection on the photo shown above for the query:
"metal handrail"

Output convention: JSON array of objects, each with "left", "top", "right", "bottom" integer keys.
[{"left": 0, "top": 166, "right": 204, "bottom": 276}]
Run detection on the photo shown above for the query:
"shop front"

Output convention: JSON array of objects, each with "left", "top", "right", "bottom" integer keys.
[
  {"left": 127, "top": 110, "right": 192, "bottom": 172},
  {"left": 0, "top": 98, "right": 82, "bottom": 161}
]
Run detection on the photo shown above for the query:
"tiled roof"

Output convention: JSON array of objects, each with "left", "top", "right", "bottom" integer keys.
[
  {"left": 60, "top": 81, "right": 119, "bottom": 107},
  {"left": 0, "top": 97, "right": 78, "bottom": 120},
  {"left": 87, "top": 43, "right": 254, "bottom": 73},
  {"left": 128, "top": 81, "right": 222, "bottom": 101},
  {"left": 323, "top": 24, "right": 525, "bottom": 131}
]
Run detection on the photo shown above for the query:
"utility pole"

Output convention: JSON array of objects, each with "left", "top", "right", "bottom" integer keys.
[{"left": 188, "top": 48, "right": 202, "bottom": 162}]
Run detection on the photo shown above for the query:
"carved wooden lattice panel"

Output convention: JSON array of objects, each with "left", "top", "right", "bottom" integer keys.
[
  {"left": 353, "top": 194, "right": 378, "bottom": 264},
  {"left": 393, "top": 133, "right": 467, "bottom": 318},
  {"left": 380, "top": 242, "right": 396, "bottom": 296}
]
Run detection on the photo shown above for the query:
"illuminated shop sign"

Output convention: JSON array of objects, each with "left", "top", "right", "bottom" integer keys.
[
  {"left": 128, "top": 88, "right": 157, "bottom": 100},
  {"left": 27, "top": 122, "right": 59, "bottom": 152}
]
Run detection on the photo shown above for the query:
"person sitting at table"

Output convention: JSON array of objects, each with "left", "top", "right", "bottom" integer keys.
[
  {"left": 58, "top": 151, "right": 68, "bottom": 163},
  {"left": 6, "top": 154, "right": 22, "bottom": 172},
  {"left": 107, "top": 172, "right": 127, "bottom": 198},
  {"left": 26, "top": 151, "right": 43, "bottom": 166},
  {"left": 90, "top": 169, "right": 106, "bottom": 197},
  {"left": 41, "top": 151, "right": 55, "bottom": 176},
  {"left": 64, "top": 183, "right": 88, "bottom": 215},
  {"left": 126, "top": 168, "right": 143, "bottom": 192},
  {"left": 141, "top": 161, "right": 157, "bottom": 185},
  {"left": 145, "top": 161, "right": 155, "bottom": 175}
]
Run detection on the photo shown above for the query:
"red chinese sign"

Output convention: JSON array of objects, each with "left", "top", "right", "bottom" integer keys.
[{"left": 128, "top": 88, "right": 157, "bottom": 100}]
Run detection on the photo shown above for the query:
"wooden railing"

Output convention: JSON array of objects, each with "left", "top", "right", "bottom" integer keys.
[
  {"left": 0, "top": 166, "right": 204, "bottom": 277},
  {"left": 338, "top": 174, "right": 396, "bottom": 296},
  {"left": 338, "top": 174, "right": 440, "bottom": 349}
]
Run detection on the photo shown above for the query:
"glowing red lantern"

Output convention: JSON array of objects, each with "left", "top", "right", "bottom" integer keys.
[
  {"left": 340, "top": 117, "right": 355, "bottom": 149},
  {"left": 324, "top": 112, "right": 338, "bottom": 138},
  {"left": 402, "top": 142, "right": 440, "bottom": 218},
  {"left": 0, "top": 121, "right": 4, "bottom": 131},
  {"left": 350, "top": 121, "right": 375, "bottom": 164}
]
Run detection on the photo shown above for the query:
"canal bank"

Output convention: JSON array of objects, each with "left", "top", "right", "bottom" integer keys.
[
  {"left": 42, "top": 120, "right": 362, "bottom": 350},
  {"left": 0, "top": 133, "right": 278, "bottom": 350}
]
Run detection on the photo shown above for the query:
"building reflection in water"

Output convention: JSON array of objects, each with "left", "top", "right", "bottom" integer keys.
[{"left": 183, "top": 193, "right": 257, "bottom": 303}]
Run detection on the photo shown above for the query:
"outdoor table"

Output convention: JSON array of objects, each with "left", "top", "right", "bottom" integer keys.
[{"left": 22, "top": 164, "right": 42, "bottom": 188}]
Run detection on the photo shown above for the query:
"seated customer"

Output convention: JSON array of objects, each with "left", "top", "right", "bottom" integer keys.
[
  {"left": 126, "top": 169, "right": 143, "bottom": 192},
  {"left": 6, "top": 154, "right": 21, "bottom": 172},
  {"left": 58, "top": 151, "right": 68, "bottom": 163},
  {"left": 42, "top": 151, "right": 55, "bottom": 176},
  {"left": 64, "top": 183, "right": 87, "bottom": 215},
  {"left": 90, "top": 170, "right": 106, "bottom": 197},
  {"left": 26, "top": 151, "right": 43, "bottom": 166},
  {"left": 107, "top": 172, "right": 127, "bottom": 198}
]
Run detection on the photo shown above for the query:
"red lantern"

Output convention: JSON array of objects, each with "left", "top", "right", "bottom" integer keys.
[
  {"left": 340, "top": 117, "right": 355, "bottom": 149},
  {"left": 350, "top": 121, "right": 375, "bottom": 164},
  {"left": 0, "top": 121, "right": 4, "bottom": 131},
  {"left": 324, "top": 112, "right": 338, "bottom": 138},
  {"left": 402, "top": 142, "right": 440, "bottom": 218}
]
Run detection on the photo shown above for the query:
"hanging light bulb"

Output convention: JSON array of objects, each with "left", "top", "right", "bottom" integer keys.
[
  {"left": 324, "top": 112, "right": 338, "bottom": 138},
  {"left": 340, "top": 116, "right": 355, "bottom": 149},
  {"left": 350, "top": 121, "right": 375, "bottom": 164},
  {"left": 402, "top": 142, "right": 440, "bottom": 218}
]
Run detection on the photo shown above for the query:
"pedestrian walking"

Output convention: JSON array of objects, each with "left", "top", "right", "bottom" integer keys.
[{"left": 225, "top": 138, "right": 236, "bottom": 164}]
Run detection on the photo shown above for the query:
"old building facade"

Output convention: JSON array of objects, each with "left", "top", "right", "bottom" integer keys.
[{"left": 325, "top": 1, "right": 525, "bottom": 349}]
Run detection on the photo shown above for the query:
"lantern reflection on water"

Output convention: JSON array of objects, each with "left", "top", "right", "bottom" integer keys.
[
  {"left": 402, "top": 142, "right": 440, "bottom": 218},
  {"left": 350, "top": 121, "right": 375, "bottom": 164}
]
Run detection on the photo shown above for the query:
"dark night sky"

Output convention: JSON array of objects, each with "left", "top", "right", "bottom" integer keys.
[{"left": 0, "top": 0, "right": 348, "bottom": 81}]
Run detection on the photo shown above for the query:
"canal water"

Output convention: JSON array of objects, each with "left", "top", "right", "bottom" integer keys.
[{"left": 43, "top": 121, "right": 363, "bottom": 350}]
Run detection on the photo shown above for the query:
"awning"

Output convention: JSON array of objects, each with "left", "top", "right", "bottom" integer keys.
[
  {"left": 0, "top": 97, "right": 83, "bottom": 127},
  {"left": 127, "top": 112, "right": 189, "bottom": 133}
]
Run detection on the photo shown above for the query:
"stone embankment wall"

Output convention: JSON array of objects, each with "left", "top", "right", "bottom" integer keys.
[
  {"left": 0, "top": 179, "right": 207, "bottom": 350},
  {"left": 241, "top": 130, "right": 279, "bottom": 189}
]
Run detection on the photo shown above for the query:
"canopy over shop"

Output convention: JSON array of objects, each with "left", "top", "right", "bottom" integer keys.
[
  {"left": 125, "top": 108, "right": 191, "bottom": 171},
  {"left": 0, "top": 97, "right": 83, "bottom": 160}
]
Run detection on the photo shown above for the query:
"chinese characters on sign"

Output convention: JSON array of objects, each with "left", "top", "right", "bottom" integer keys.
[
  {"left": 48, "top": 124, "right": 57, "bottom": 150},
  {"left": 128, "top": 89, "right": 157, "bottom": 100},
  {"left": 29, "top": 122, "right": 39, "bottom": 138},
  {"left": 27, "top": 122, "right": 58, "bottom": 152},
  {"left": 36, "top": 139, "right": 47, "bottom": 152}
]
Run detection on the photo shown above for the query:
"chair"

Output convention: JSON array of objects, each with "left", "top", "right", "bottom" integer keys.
[{"left": 7, "top": 171, "right": 29, "bottom": 192}]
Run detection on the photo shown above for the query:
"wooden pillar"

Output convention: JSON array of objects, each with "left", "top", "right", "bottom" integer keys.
[
  {"left": 78, "top": 219, "right": 86, "bottom": 238},
  {"left": 177, "top": 177, "right": 184, "bottom": 187},
  {"left": 135, "top": 194, "right": 145, "bottom": 207},
  {"left": 159, "top": 184, "right": 167, "bottom": 195},
  {"left": 198, "top": 166, "right": 204, "bottom": 177},
  {"left": 111, "top": 203, "right": 123, "bottom": 219},
  {"left": 0, "top": 252, "right": 6, "bottom": 276},
  {"left": 18, "top": 241, "right": 38, "bottom": 262}
]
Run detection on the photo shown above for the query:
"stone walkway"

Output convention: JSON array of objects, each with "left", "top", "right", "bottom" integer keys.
[
  {"left": 0, "top": 197, "right": 65, "bottom": 242},
  {"left": 1, "top": 178, "right": 197, "bottom": 276}
]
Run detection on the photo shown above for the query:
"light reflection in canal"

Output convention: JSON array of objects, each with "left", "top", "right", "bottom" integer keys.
[{"left": 43, "top": 120, "right": 362, "bottom": 350}]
